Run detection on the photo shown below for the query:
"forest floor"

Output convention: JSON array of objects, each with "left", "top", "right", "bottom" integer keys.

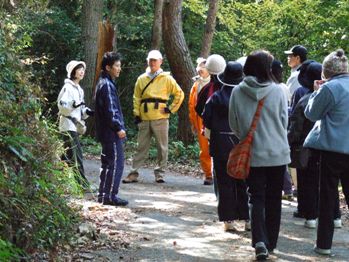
[{"left": 54, "top": 159, "right": 349, "bottom": 262}]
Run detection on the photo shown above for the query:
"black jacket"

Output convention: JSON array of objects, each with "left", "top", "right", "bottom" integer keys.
[
  {"left": 95, "top": 73, "right": 125, "bottom": 143},
  {"left": 288, "top": 93, "right": 314, "bottom": 147},
  {"left": 202, "top": 85, "right": 239, "bottom": 160}
]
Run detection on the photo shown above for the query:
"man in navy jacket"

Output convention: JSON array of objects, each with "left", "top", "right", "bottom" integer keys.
[{"left": 95, "top": 52, "right": 128, "bottom": 206}]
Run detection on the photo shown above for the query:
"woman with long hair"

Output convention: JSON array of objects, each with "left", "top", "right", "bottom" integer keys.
[{"left": 229, "top": 50, "right": 290, "bottom": 260}]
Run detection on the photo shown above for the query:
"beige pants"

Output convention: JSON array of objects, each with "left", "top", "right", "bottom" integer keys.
[
  {"left": 131, "top": 119, "right": 169, "bottom": 174},
  {"left": 290, "top": 167, "right": 297, "bottom": 188}
]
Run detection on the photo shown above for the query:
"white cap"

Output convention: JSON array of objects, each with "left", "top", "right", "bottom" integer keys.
[
  {"left": 236, "top": 56, "right": 247, "bottom": 67},
  {"left": 66, "top": 60, "right": 86, "bottom": 78},
  {"left": 147, "top": 50, "right": 163, "bottom": 61},
  {"left": 196, "top": 57, "right": 207, "bottom": 72},
  {"left": 205, "top": 54, "right": 226, "bottom": 75}
]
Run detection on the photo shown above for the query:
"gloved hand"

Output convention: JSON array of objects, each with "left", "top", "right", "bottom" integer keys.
[
  {"left": 134, "top": 116, "right": 142, "bottom": 125},
  {"left": 86, "top": 108, "right": 94, "bottom": 116}
]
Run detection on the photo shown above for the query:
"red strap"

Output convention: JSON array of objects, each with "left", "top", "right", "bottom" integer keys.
[{"left": 247, "top": 98, "right": 265, "bottom": 136}]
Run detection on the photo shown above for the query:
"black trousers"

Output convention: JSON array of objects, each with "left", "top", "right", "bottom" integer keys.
[
  {"left": 62, "top": 131, "right": 88, "bottom": 187},
  {"left": 317, "top": 150, "right": 349, "bottom": 250},
  {"left": 300, "top": 150, "right": 341, "bottom": 220},
  {"left": 213, "top": 159, "right": 249, "bottom": 221},
  {"left": 247, "top": 165, "right": 285, "bottom": 250}
]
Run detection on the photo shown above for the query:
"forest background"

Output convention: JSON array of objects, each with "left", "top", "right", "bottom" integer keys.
[{"left": 0, "top": 0, "right": 348, "bottom": 260}]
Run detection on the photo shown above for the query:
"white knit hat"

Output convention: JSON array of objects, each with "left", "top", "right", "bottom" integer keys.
[
  {"left": 147, "top": 50, "right": 163, "bottom": 61},
  {"left": 205, "top": 54, "right": 226, "bottom": 75},
  {"left": 66, "top": 60, "right": 86, "bottom": 78},
  {"left": 322, "top": 49, "right": 348, "bottom": 79}
]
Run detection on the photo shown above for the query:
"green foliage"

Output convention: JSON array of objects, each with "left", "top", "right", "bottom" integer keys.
[
  {"left": 0, "top": 13, "right": 80, "bottom": 258},
  {"left": 0, "top": 239, "right": 22, "bottom": 261}
]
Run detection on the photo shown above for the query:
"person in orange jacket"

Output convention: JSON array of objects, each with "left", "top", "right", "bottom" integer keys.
[{"left": 189, "top": 58, "right": 213, "bottom": 185}]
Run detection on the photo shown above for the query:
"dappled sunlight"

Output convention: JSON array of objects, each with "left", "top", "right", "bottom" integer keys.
[{"left": 134, "top": 199, "right": 182, "bottom": 210}]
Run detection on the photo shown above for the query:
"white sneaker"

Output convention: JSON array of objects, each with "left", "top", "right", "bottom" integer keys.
[
  {"left": 334, "top": 218, "right": 342, "bottom": 228},
  {"left": 245, "top": 220, "right": 251, "bottom": 231},
  {"left": 304, "top": 219, "right": 317, "bottom": 228},
  {"left": 224, "top": 221, "right": 237, "bottom": 232},
  {"left": 314, "top": 246, "right": 331, "bottom": 255}
]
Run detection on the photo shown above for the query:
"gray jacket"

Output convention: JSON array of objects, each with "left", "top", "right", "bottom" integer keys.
[{"left": 229, "top": 76, "right": 291, "bottom": 167}]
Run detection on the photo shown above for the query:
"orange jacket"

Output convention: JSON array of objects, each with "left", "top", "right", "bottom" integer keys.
[{"left": 188, "top": 76, "right": 210, "bottom": 131}]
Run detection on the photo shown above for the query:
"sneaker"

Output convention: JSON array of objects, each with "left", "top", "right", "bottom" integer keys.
[
  {"left": 103, "top": 197, "right": 129, "bottom": 206},
  {"left": 304, "top": 219, "right": 317, "bottom": 229},
  {"left": 334, "top": 218, "right": 342, "bottom": 228},
  {"left": 293, "top": 211, "right": 305, "bottom": 218},
  {"left": 203, "top": 177, "right": 213, "bottom": 185},
  {"left": 282, "top": 194, "right": 294, "bottom": 201},
  {"left": 155, "top": 173, "right": 165, "bottom": 183},
  {"left": 122, "top": 172, "right": 139, "bottom": 183},
  {"left": 244, "top": 220, "right": 251, "bottom": 231},
  {"left": 224, "top": 221, "right": 237, "bottom": 232},
  {"left": 97, "top": 195, "right": 103, "bottom": 203},
  {"left": 314, "top": 246, "right": 331, "bottom": 255},
  {"left": 255, "top": 242, "right": 269, "bottom": 260}
]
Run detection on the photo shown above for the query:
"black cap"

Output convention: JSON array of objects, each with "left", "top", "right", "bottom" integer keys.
[
  {"left": 217, "top": 61, "right": 243, "bottom": 86},
  {"left": 284, "top": 45, "right": 308, "bottom": 60}
]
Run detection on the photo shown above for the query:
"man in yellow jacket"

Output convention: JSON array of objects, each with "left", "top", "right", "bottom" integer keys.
[
  {"left": 188, "top": 58, "right": 213, "bottom": 185},
  {"left": 123, "top": 50, "right": 184, "bottom": 183}
]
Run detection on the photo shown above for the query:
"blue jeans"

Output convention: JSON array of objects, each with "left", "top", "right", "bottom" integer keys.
[
  {"left": 247, "top": 165, "right": 285, "bottom": 251},
  {"left": 98, "top": 139, "right": 125, "bottom": 201}
]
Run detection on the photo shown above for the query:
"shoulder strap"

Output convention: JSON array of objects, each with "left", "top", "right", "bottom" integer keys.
[
  {"left": 141, "top": 73, "right": 160, "bottom": 96},
  {"left": 248, "top": 97, "right": 266, "bottom": 134}
]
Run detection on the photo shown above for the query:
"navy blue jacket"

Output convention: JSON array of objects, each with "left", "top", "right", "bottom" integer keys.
[
  {"left": 95, "top": 72, "right": 125, "bottom": 143},
  {"left": 290, "top": 86, "right": 309, "bottom": 114},
  {"left": 202, "top": 85, "right": 239, "bottom": 160}
]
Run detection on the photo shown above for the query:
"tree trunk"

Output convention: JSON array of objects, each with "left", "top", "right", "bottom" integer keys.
[
  {"left": 200, "top": 0, "right": 219, "bottom": 58},
  {"left": 81, "top": 0, "right": 103, "bottom": 136},
  {"left": 151, "top": 0, "right": 163, "bottom": 50},
  {"left": 163, "top": 0, "right": 196, "bottom": 145}
]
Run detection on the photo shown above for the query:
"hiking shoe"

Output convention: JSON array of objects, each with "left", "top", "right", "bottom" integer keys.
[
  {"left": 103, "top": 197, "right": 129, "bottom": 206},
  {"left": 334, "top": 218, "right": 342, "bottom": 228},
  {"left": 255, "top": 242, "right": 269, "bottom": 260},
  {"left": 122, "top": 172, "right": 139, "bottom": 183},
  {"left": 244, "top": 220, "right": 251, "bottom": 231},
  {"left": 304, "top": 219, "right": 317, "bottom": 229},
  {"left": 155, "top": 173, "right": 165, "bottom": 183},
  {"left": 314, "top": 246, "right": 331, "bottom": 255},
  {"left": 203, "top": 177, "right": 213, "bottom": 185},
  {"left": 224, "top": 221, "right": 237, "bottom": 232}
]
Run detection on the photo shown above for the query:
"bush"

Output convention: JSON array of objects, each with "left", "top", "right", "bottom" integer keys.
[{"left": 0, "top": 15, "right": 80, "bottom": 258}]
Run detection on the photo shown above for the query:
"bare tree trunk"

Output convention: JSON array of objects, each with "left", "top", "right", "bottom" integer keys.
[
  {"left": 81, "top": 0, "right": 103, "bottom": 135},
  {"left": 163, "top": 0, "right": 196, "bottom": 145},
  {"left": 151, "top": 0, "right": 163, "bottom": 50},
  {"left": 200, "top": 0, "right": 219, "bottom": 58}
]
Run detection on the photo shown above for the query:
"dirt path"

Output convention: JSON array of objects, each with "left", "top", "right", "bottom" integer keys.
[{"left": 76, "top": 159, "right": 349, "bottom": 261}]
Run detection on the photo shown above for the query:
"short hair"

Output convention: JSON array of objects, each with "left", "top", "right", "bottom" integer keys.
[
  {"left": 69, "top": 64, "right": 85, "bottom": 80},
  {"left": 244, "top": 50, "right": 276, "bottom": 83},
  {"left": 101, "top": 52, "right": 122, "bottom": 71}
]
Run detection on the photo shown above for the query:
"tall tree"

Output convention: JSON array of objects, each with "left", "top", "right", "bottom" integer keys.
[
  {"left": 151, "top": 0, "right": 163, "bottom": 50},
  {"left": 81, "top": 0, "right": 103, "bottom": 134},
  {"left": 163, "top": 0, "right": 196, "bottom": 145},
  {"left": 200, "top": 0, "right": 219, "bottom": 57}
]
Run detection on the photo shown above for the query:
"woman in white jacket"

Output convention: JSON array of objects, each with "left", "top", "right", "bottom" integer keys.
[{"left": 57, "top": 60, "right": 92, "bottom": 188}]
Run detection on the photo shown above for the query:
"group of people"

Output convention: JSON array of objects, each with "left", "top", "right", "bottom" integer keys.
[{"left": 57, "top": 46, "right": 349, "bottom": 260}]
